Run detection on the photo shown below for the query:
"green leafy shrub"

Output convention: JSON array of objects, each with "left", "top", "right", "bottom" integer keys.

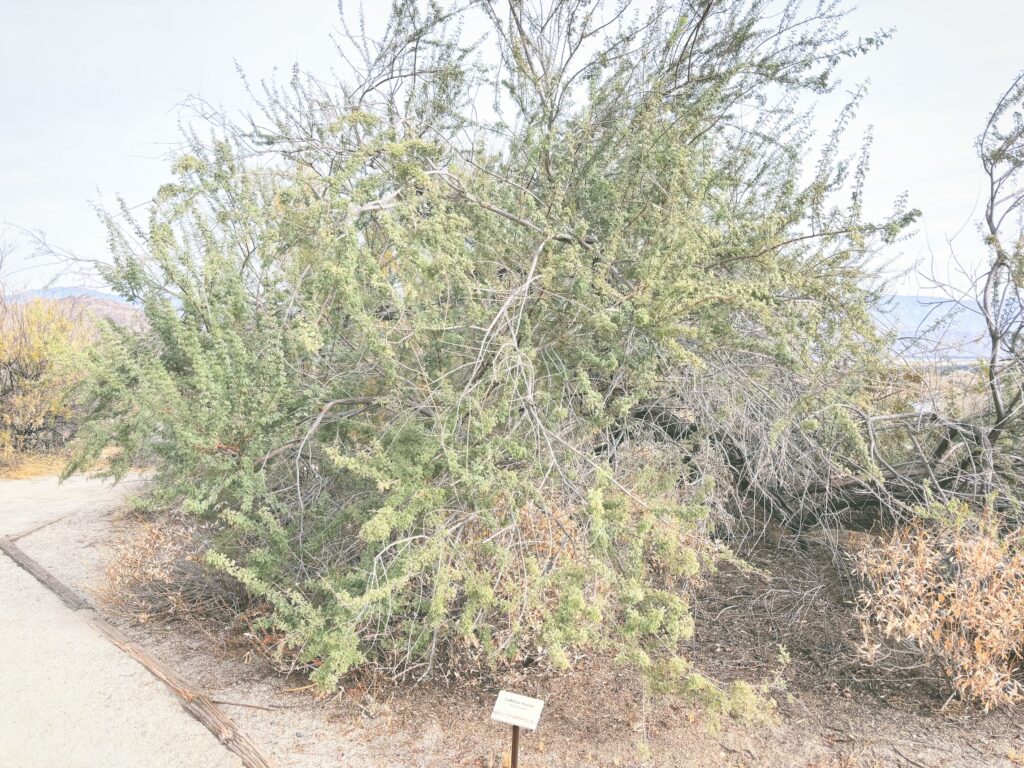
[{"left": 70, "top": 0, "right": 906, "bottom": 698}]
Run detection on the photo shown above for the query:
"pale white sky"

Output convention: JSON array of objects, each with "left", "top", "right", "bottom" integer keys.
[{"left": 1, "top": 1, "right": 1022, "bottom": 293}]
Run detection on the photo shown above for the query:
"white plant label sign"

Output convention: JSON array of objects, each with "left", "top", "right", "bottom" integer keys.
[{"left": 490, "top": 690, "right": 545, "bottom": 730}]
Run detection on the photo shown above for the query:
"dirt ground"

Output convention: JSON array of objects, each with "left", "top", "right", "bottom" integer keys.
[{"left": 12, "top": 476, "right": 1024, "bottom": 768}]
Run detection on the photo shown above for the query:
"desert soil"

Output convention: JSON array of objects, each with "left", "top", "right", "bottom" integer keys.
[{"left": 3, "top": 473, "right": 1023, "bottom": 768}]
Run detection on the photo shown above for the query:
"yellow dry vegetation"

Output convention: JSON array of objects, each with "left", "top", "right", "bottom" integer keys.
[
  {"left": 0, "top": 296, "right": 89, "bottom": 466},
  {"left": 857, "top": 503, "right": 1024, "bottom": 709},
  {"left": 0, "top": 452, "right": 68, "bottom": 479}
]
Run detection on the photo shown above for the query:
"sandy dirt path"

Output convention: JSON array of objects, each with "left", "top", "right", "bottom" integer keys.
[{"left": 0, "top": 474, "right": 242, "bottom": 768}]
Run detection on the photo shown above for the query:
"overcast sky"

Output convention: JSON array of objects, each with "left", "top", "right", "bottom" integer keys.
[{"left": 1, "top": 1, "right": 1022, "bottom": 293}]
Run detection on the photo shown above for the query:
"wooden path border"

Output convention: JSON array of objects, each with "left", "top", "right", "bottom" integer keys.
[{"left": 0, "top": 535, "right": 277, "bottom": 768}]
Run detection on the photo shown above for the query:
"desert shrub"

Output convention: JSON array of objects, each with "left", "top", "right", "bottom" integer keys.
[
  {"left": 0, "top": 296, "right": 87, "bottom": 464},
  {"left": 856, "top": 500, "right": 1024, "bottom": 709},
  {"left": 70, "top": 0, "right": 908, "bottom": 697}
]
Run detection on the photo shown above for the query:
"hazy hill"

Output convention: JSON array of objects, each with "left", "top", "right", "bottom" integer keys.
[
  {"left": 876, "top": 295, "right": 988, "bottom": 359},
  {"left": 16, "top": 287, "right": 128, "bottom": 302},
  {"left": 13, "top": 288, "right": 144, "bottom": 330}
]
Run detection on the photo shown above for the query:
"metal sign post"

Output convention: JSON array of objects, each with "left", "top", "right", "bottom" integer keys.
[{"left": 510, "top": 723, "right": 520, "bottom": 767}]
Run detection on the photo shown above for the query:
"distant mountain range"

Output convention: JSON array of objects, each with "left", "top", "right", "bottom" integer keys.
[
  {"left": 12, "top": 287, "right": 143, "bottom": 329},
  {"left": 15, "top": 287, "right": 132, "bottom": 303},
  {"left": 878, "top": 295, "right": 989, "bottom": 360}
]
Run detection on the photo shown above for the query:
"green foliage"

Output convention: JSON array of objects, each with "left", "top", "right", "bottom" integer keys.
[{"left": 71, "top": 0, "right": 908, "bottom": 704}]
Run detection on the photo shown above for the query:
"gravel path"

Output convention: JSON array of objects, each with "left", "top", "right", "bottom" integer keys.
[{"left": 0, "top": 474, "right": 243, "bottom": 768}]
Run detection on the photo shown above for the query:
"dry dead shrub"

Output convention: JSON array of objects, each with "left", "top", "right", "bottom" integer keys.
[
  {"left": 0, "top": 297, "right": 88, "bottom": 465},
  {"left": 102, "top": 512, "right": 244, "bottom": 626},
  {"left": 101, "top": 510, "right": 307, "bottom": 676},
  {"left": 856, "top": 501, "right": 1024, "bottom": 709}
]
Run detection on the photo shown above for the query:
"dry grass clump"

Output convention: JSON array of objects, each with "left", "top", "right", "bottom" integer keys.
[
  {"left": 101, "top": 512, "right": 245, "bottom": 626},
  {"left": 856, "top": 502, "right": 1024, "bottom": 709},
  {"left": 101, "top": 510, "right": 311, "bottom": 676},
  {"left": 0, "top": 447, "right": 130, "bottom": 480},
  {"left": 0, "top": 452, "right": 67, "bottom": 479}
]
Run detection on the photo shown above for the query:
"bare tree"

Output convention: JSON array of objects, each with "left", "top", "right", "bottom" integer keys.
[{"left": 792, "top": 71, "right": 1024, "bottom": 532}]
